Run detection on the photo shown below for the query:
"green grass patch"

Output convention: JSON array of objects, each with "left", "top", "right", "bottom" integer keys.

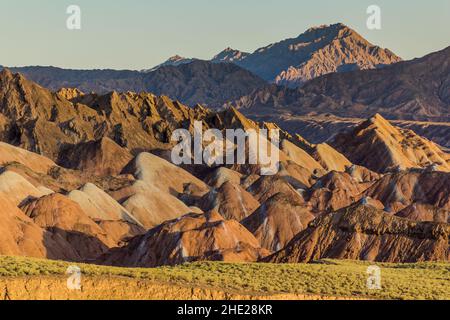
[{"left": 0, "top": 256, "right": 448, "bottom": 300}]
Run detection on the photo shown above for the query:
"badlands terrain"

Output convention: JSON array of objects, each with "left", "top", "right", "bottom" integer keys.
[
  {"left": 0, "top": 23, "right": 449, "bottom": 300},
  {"left": 0, "top": 68, "right": 448, "bottom": 262}
]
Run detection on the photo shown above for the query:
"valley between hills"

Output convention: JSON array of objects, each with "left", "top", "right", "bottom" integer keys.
[{"left": 0, "top": 23, "right": 449, "bottom": 300}]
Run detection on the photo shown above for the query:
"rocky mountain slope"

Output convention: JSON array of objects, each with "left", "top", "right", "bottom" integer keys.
[
  {"left": 234, "top": 23, "right": 401, "bottom": 87},
  {"left": 211, "top": 48, "right": 250, "bottom": 63},
  {"left": 137, "top": 60, "right": 267, "bottom": 106},
  {"left": 100, "top": 211, "right": 269, "bottom": 267},
  {"left": 149, "top": 23, "right": 400, "bottom": 88},
  {"left": 5, "top": 60, "right": 266, "bottom": 108},
  {"left": 0, "top": 68, "right": 214, "bottom": 160},
  {"left": 0, "top": 71, "right": 448, "bottom": 266},
  {"left": 267, "top": 202, "right": 449, "bottom": 263},
  {"left": 332, "top": 114, "right": 450, "bottom": 173}
]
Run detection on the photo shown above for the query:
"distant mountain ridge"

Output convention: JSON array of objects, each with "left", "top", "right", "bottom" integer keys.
[
  {"left": 4, "top": 60, "right": 266, "bottom": 107},
  {"left": 211, "top": 47, "right": 250, "bottom": 63},
  {"left": 147, "top": 23, "right": 401, "bottom": 87},
  {"left": 231, "top": 46, "right": 450, "bottom": 122},
  {"left": 332, "top": 114, "right": 450, "bottom": 173},
  {"left": 143, "top": 48, "right": 250, "bottom": 72}
]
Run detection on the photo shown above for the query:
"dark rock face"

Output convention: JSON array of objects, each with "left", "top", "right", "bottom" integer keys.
[
  {"left": 242, "top": 193, "right": 315, "bottom": 252},
  {"left": 99, "top": 211, "right": 270, "bottom": 267}
]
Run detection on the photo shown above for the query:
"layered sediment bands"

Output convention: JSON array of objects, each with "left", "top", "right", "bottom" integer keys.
[
  {"left": 267, "top": 203, "right": 449, "bottom": 263},
  {"left": 100, "top": 211, "right": 269, "bottom": 267},
  {"left": 0, "top": 276, "right": 359, "bottom": 300},
  {"left": 0, "top": 68, "right": 449, "bottom": 268}
]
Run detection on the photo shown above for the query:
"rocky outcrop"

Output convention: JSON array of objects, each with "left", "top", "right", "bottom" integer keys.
[
  {"left": 56, "top": 88, "right": 84, "bottom": 101},
  {"left": 0, "top": 69, "right": 211, "bottom": 161},
  {"left": 211, "top": 48, "right": 250, "bottom": 63},
  {"left": 0, "top": 276, "right": 358, "bottom": 300},
  {"left": 20, "top": 194, "right": 116, "bottom": 260}
]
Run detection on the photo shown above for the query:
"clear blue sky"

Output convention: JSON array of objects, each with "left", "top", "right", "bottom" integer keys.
[{"left": 1, "top": 0, "right": 449, "bottom": 70}]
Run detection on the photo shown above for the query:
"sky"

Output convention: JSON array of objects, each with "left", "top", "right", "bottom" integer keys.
[{"left": 1, "top": 0, "right": 449, "bottom": 70}]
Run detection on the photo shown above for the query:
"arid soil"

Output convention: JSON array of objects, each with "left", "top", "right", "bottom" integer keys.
[{"left": 0, "top": 276, "right": 361, "bottom": 300}]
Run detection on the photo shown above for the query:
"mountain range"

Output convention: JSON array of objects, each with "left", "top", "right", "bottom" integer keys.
[
  {"left": 147, "top": 23, "right": 401, "bottom": 87},
  {"left": 2, "top": 23, "right": 403, "bottom": 107},
  {"left": 233, "top": 45, "right": 450, "bottom": 123}
]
